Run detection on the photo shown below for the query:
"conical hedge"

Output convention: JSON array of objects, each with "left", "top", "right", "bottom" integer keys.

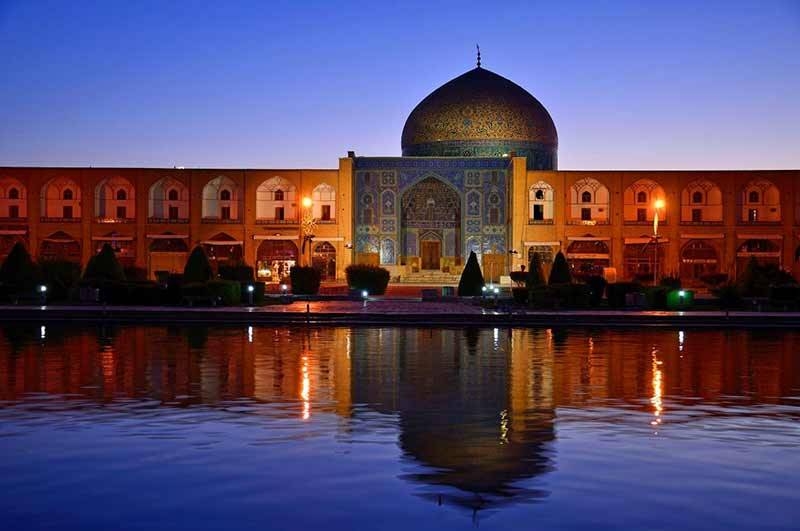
[
  {"left": 526, "top": 252, "right": 545, "bottom": 290},
  {"left": 83, "top": 243, "right": 125, "bottom": 282},
  {"left": 457, "top": 251, "right": 485, "bottom": 296},
  {"left": 0, "top": 242, "right": 40, "bottom": 291},
  {"left": 183, "top": 245, "right": 214, "bottom": 284},
  {"left": 548, "top": 251, "right": 572, "bottom": 285}
]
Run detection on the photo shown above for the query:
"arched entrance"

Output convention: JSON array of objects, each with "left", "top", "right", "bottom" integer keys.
[
  {"left": 202, "top": 233, "right": 243, "bottom": 266},
  {"left": 256, "top": 240, "right": 298, "bottom": 282},
  {"left": 736, "top": 239, "right": 781, "bottom": 275},
  {"left": 40, "top": 231, "right": 81, "bottom": 263},
  {"left": 680, "top": 239, "right": 720, "bottom": 285},
  {"left": 566, "top": 237, "right": 610, "bottom": 281},
  {"left": 401, "top": 176, "right": 461, "bottom": 271},
  {"left": 312, "top": 241, "right": 336, "bottom": 280},
  {"left": 148, "top": 234, "right": 189, "bottom": 279}
]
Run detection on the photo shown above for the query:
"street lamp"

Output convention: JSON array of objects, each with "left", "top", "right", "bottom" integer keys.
[
  {"left": 246, "top": 284, "right": 254, "bottom": 305},
  {"left": 653, "top": 199, "right": 665, "bottom": 286},
  {"left": 301, "top": 197, "right": 316, "bottom": 267}
]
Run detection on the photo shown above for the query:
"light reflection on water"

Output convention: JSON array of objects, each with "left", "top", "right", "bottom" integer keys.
[{"left": 0, "top": 325, "right": 798, "bottom": 530}]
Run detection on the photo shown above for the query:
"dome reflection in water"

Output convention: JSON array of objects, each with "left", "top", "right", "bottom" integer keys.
[{"left": 0, "top": 325, "right": 798, "bottom": 529}]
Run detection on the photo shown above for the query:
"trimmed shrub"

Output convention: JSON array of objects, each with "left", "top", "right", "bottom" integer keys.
[
  {"left": 511, "top": 287, "right": 528, "bottom": 304},
  {"left": 105, "top": 281, "right": 162, "bottom": 305},
  {"left": 219, "top": 264, "right": 255, "bottom": 283},
  {"left": 769, "top": 284, "right": 800, "bottom": 310},
  {"left": 713, "top": 282, "right": 742, "bottom": 310},
  {"left": 290, "top": 266, "right": 322, "bottom": 295},
  {"left": 659, "top": 275, "right": 682, "bottom": 290},
  {"left": 509, "top": 271, "right": 527, "bottom": 286},
  {"left": 346, "top": 264, "right": 390, "bottom": 296},
  {"left": 40, "top": 260, "right": 81, "bottom": 302},
  {"left": 700, "top": 273, "right": 729, "bottom": 287},
  {"left": 643, "top": 286, "right": 669, "bottom": 309},
  {"left": 548, "top": 251, "right": 572, "bottom": 285},
  {"left": 208, "top": 280, "right": 241, "bottom": 305},
  {"left": 0, "top": 242, "right": 40, "bottom": 296},
  {"left": 457, "top": 251, "right": 484, "bottom": 297},
  {"left": 585, "top": 275, "right": 608, "bottom": 307},
  {"left": 163, "top": 274, "right": 184, "bottom": 305},
  {"left": 83, "top": 244, "right": 125, "bottom": 283},
  {"left": 181, "top": 282, "right": 212, "bottom": 299},
  {"left": 554, "top": 284, "right": 590, "bottom": 308},
  {"left": 530, "top": 286, "right": 555, "bottom": 309},
  {"left": 183, "top": 246, "right": 214, "bottom": 284},
  {"left": 123, "top": 266, "right": 148, "bottom": 282},
  {"left": 607, "top": 282, "right": 642, "bottom": 308},
  {"left": 526, "top": 252, "right": 546, "bottom": 290}
]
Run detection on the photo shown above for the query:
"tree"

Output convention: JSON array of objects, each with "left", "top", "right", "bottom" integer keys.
[
  {"left": 548, "top": 251, "right": 572, "bottom": 285},
  {"left": 457, "top": 251, "right": 485, "bottom": 296},
  {"left": 526, "top": 252, "right": 545, "bottom": 290},
  {"left": 183, "top": 245, "right": 214, "bottom": 284},
  {"left": 83, "top": 243, "right": 126, "bottom": 282},
  {"left": 0, "top": 242, "right": 40, "bottom": 292}
]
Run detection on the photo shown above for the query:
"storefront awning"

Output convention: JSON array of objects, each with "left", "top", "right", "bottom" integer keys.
[
  {"left": 0, "top": 230, "right": 26, "bottom": 236},
  {"left": 523, "top": 241, "right": 561, "bottom": 246},
  {"left": 92, "top": 236, "right": 133, "bottom": 241},
  {"left": 736, "top": 234, "right": 783, "bottom": 240},
  {"left": 567, "top": 236, "right": 611, "bottom": 241},
  {"left": 566, "top": 253, "right": 610, "bottom": 259},
  {"left": 253, "top": 235, "right": 298, "bottom": 240},
  {"left": 680, "top": 233, "right": 725, "bottom": 239},
  {"left": 624, "top": 237, "right": 669, "bottom": 244},
  {"left": 146, "top": 234, "right": 188, "bottom": 239},
  {"left": 202, "top": 240, "right": 243, "bottom": 245},
  {"left": 310, "top": 237, "right": 344, "bottom": 242}
]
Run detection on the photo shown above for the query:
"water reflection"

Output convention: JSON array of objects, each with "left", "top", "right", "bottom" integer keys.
[{"left": 0, "top": 325, "right": 798, "bottom": 519}]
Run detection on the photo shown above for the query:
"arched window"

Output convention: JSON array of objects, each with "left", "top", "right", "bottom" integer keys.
[
  {"left": 748, "top": 190, "right": 760, "bottom": 203},
  {"left": 116, "top": 189, "right": 127, "bottom": 201},
  {"left": 624, "top": 178, "right": 666, "bottom": 223},
  {"left": 202, "top": 176, "right": 240, "bottom": 220},
  {"left": 9, "top": 188, "right": 19, "bottom": 200},
  {"left": 636, "top": 191, "right": 647, "bottom": 203},
  {"left": 528, "top": 181, "right": 554, "bottom": 223},
  {"left": 741, "top": 180, "right": 780, "bottom": 223},
  {"left": 148, "top": 178, "right": 189, "bottom": 221},
  {"left": 682, "top": 179, "right": 723, "bottom": 223},
  {"left": 256, "top": 177, "right": 297, "bottom": 222},
  {"left": 581, "top": 191, "right": 592, "bottom": 203},
  {"left": 95, "top": 177, "right": 135, "bottom": 221},
  {"left": 63, "top": 189, "right": 73, "bottom": 200},
  {"left": 168, "top": 189, "right": 179, "bottom": 201},
  {"left": 570, "top": 178, "right": 610, "bottom": 224},
  {"left": 312, "top": 183, "right": 336, "bottom": 222}
]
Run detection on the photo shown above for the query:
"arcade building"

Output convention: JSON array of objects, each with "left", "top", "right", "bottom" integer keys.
[{"left": 1, "top": 59, "right": 799, "bottom": 286}]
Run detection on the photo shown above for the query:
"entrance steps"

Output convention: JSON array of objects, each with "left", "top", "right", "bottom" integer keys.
[{"left": 396, "top": 270, "right": 461, "bottom": 285}]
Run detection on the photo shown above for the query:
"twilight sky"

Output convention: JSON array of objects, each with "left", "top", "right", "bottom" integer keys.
[{"left": 1, "top": 0, "right": 798, "bottom": 170}]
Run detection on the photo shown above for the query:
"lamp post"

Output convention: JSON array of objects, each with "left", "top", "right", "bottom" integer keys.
[
  {"left": 301, "top": 197, "right": 316, "bottom": 267},
  {"left": 653, "top": 199, "right": 665, "bottom": 286}
]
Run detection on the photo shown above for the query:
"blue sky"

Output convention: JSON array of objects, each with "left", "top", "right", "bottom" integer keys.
[{"left": 1, "top": 0, "right": 798, "bottom": 169}]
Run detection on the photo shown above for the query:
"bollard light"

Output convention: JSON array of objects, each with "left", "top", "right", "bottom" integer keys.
[
  {"left": 281, "top": 284, "right": 288, "bottom": 293},
  {"left": 493, "top": 287, "right": 499, "bottom": 295},
  {"left": 39, "top": 285, "right": 47, "bottom": 293},
  {"left": 247, "top": 285, "right": 255, "bottom": 293},
  {"left": 362, "top": 290, "right": 368, "bottom": 299}
]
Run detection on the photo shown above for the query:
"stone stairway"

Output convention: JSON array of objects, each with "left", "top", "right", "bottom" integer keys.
[{"left": 396, "top": 270, "right": 461, "bottom": 285}]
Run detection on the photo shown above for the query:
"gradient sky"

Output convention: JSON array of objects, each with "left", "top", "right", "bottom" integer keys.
[{"left": 1, "top": 0, "right": 798, "bottom": 170}]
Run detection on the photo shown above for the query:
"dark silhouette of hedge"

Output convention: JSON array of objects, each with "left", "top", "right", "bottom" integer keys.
[
  {"left": 0, "top": 242, "right": 40, "bottom": 296},
  {"left": 346, "top": 264, "right": 390, "bottom": 295},
  {"left": 548, "top": 251, "right": 572, "bottom": 285},
  {"left": 526, "top": 252, "right": 545, "bottom": 290},
  {"left": 183, "top": 246, "right": 214, "bottom": 284},
  {"left": 83, "top": 243, "right": 125, "bottom": 283},
  {"left": 290, "top": 266, "right": 321, "bottom": 295},
  {"left": 219, "top": 263, "right": 255, "bottom": 283},
  {"left": 457, "top": 251, "right": 485, "bottom": 296},
  {"left": 40, "top": 260, "right": 81, "bottom": 301}
]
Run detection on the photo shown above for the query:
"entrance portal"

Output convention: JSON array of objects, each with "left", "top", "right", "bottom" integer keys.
[{"left": 421, "top": 241, "right": 441, "bottom": 270}]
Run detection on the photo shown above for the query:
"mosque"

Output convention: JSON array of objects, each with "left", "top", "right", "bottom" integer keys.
[{"left": 1, "top": 54, "right": 798, "bottom": 286}]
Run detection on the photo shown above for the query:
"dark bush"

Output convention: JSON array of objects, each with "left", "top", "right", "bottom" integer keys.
[
  {"left": 585, "top": 275, "right": 608, "bottom": 307},
  {"left": 104, "top": 281, "right": 162, "bottom": 305},
  {"left": 181, "top": 282, "right": 212, "bottom": 299},
  {"left": 509, "top": 271, "right": 527, "bottom": 286},
  {"left": 346, "top": 264, "right": 390, "bottom": 295},
  {"left": 83, "top": 244, "right": 125, "bottom": 283},
  {"left": 713, "top": 282, "right": 742, "bottom": 310},
  {"left": 659, "top": 275, "right": 682, "bottom": 289},
  {"left": 162, "top": 274, "right": 184, "bottom": 305},
  {"left": 607, "top": 282, "right": 642, "bottom": 308},
  {"left": 40, "top": 260, "right": 81, "bottom": 302},
  {"left": 511, "top": 287, "right": 528, "bottom": 304},
  {"left": 738, "top": 257, "right": 796, "bottom": 297},
  {"left": 290, "top": 266, "right": 322, "bottom": 295},
  {"left": 529, "top": 286, "right": 555, "bottom": 308},
  {"left": 769, "top": 284, "right": 800, "bottom": 310},
  {"left": 548, "top": 251, "right": 572, "bottom": 285},
  {"left": 552, "top": 284, "right": 589, "bottom": 309},
  {"left": 123, "top": 266, "right": 148, "bottom": 282},
  {"left": 183, "top": 246, "right": 214, "bottom": 284},
  {"left": 457, "top": 251, "right": 484, "bottom": 297},
  {"left": 0, "top": 242, "right": 40, "bottom": 297},
  {"left": 219, "top": 264, "right": 255, "bottom": 283},
  {"left": 643, "top": 286, "right": 669, "bottom": 309},
  {"left": 527, "top": 252, "right": 546, "bottom": 290},
  {"left": 208, "top": 280, "right": 241, "bottom": 305},
  {"left": 700, "top": 273, "right": 729, "bottom": 287}
]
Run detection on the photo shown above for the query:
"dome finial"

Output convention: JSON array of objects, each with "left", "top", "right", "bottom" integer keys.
[{"left": 476, "top": 44, "right": 481, "bottom": 68}]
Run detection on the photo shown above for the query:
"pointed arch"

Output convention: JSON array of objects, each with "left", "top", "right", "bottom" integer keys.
[
  {"left": 40, "top": 177, "right": 82, "bottom": 220},
  {"left": 312, "top": 183, "right": 336, "bottom": 222},
  {"left": 528, "top": 180, "right": 553, "bottom": 223},
  {"left": 624, "top": 178, "right": 666, "bottom": 223},
  {"left": 0, "top": 177, "right": 27, "bottom": 219},
  {"left": 256, "top": 176, "right": 297, "bottom": 222},
  {"left": 681, "top": 179, "right": 722, "bottom": 223},
  {"left": 202, "top": 176, "right": 240, "bottom": 221},
  {"left": 95, "top": 177, "right": 135, "bottom": 221},
  {"left": 570, "top": 178, "right": 609, "bottom": 224},
  {"left": 741, "top": 179, "right": 780, "bottom": 223},
  {"left": 148, "top": 177, "right": 189, "bottom": 221}
]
